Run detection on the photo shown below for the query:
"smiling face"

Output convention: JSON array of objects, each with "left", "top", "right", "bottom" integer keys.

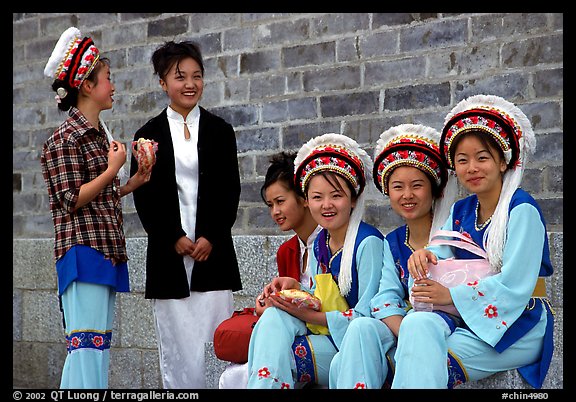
[
  {"left": 83, "top": 60, "right": 115, "bottom": 111},
  {"left": 388, "top": 165, "right": 434, "bottom": 223},
  {"left": 453, "top": 133, "right": 507, "bottom": 198},
  {"left": 305, "top": 173, "right": 356, "bottom": 237},
  {"left": 159, "top": 56, "right": 204, "bottom": 117},
  {"left": 264, "top": 181, "right": 309, "bottom": 233}
]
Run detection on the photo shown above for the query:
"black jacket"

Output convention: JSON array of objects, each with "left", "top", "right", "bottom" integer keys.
[{"left": 130, "top": 107, "right": 242, "bottom": 299}]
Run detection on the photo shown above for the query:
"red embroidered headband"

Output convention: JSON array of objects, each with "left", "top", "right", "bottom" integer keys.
[
  {"left": 441, "top": 101, "right": 524, "bottom": 170},
  {"left": 294, "top": 134, "right": 371, "bottom": 196},
  {"left": 373, "top": 124, "right": 446, "bottom": 196},
  {"left": 44, "top": 27, "right": 100, "bottom": 90}
]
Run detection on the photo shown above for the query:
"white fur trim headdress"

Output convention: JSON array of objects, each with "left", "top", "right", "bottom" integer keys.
[
  {"left": 294, "top": 133, "right": 373, "bottom": 296},
  {"left": 44, "top": 27, "right": 100, "bottom": 94},
  {"left": 373, "top": 123, "right": 457, "bottom": 238},
  {"left": 441, "top": 94, "right": 536, "bottom": 271}
]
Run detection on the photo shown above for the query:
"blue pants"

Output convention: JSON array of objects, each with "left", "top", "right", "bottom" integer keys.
[
  {"left": 59, "top": 281, "right": 116, "bottom": 389},
  {"left": 391, "top": 310, "right": 546, "bottom": 388},
  {"left": 247, "top": 307, "right": 337, "bottom": 389},
  {"left": 329, "top": 316, "right": 396, "bottom": 388}
]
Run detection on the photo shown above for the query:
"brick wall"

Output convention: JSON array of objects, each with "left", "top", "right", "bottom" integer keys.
[{"left": 13, "top": 12, "right": 563, "bottom": 389}]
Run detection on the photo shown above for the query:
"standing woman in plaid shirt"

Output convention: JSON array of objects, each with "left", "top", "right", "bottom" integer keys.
[{"left": 41, "top": 27, "right": 152, "bottom": 389}]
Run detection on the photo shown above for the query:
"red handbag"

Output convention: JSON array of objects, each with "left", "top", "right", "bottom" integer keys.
[{"left": 213, "top": 307, "right": 259, "bottom": 364}]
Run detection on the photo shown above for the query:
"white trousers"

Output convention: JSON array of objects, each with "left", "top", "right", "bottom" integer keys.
[{"left": 153, "top": 290, "right": 233, "bottom": 389}]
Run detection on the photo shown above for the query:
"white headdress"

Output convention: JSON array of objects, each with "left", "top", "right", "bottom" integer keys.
[
  {"left": 294, "top": 133, "right": 373, "bottom": 296},
  {"left": 373, "top": 123, "right": 457, "bottom": 238},
  {"left": 44, "top": 27, "right": 100, "bottom": 94}
]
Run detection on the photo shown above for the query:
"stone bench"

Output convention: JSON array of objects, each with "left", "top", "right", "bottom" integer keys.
[{"left": 205, "top": 234, "right": 564, "bottom": 389}]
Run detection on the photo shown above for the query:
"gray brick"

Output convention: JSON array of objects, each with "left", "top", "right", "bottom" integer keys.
[
  {"left": 190, "top": 33, "right": 223, "bottom": 57},
  {"left": 471, "top": 13, "right": 549, "bottom": 41},
  {"left": 373, "top": 13, "right": 434, "bottom": 29},
  {"left": 240, "top": 49, "right": 281, "bottom": 74},
  {"left": 148, "top": 15, "right": 188, "bottom": 38},
  {"left": 223, "top": 78, "right": 250, "bottom": 103},
  {"left": 502, "top": 35, "right": 564, "bottom": 68},
  {"left": 254, "top": 19, "right": 310, "bottom": 47},
  {"left": 223, "top": 26, "right": 255, "bottom": 51},
  {"left": 303, "top": 65, "right": 361, "bottom": 92},
  {"left": 358, "top": 30, "right": 398, "bottom": 59},
  {"left": 189, "top": 13, "right": 240, "bottom": 33},
  {"left": 39, "top": 14, "right": 79, "bottom": 38},
  {"left": 311, "top": 13, "right": 370, "bottom": 38},
  {"left": 249, "top": 75, "right": 286, "bottom": 100},
  {"left": 236, "top": 127, "right": 281, "bottom": 152},
  {"left": 287, "top": 98, "right": 318, "bottom": 120},
  {"left": 521, "top": 168, "right": 544, "bottom": 194},
  {"left": 428, "top": 45, "right": 500, "bottom": 78},
  {"left": 365, "top": 56, "right": 426, "bottom": 87},
  {"left": 546, "top": 166, "right": 563, "bottom": 193},
  {"left": 238, "top": 155, "right": 255, "bottom": 179},
  {"left": 532, "top": 132, "right": 563, "bottom": 165},
  {"left": 283, "top": 42, "right": 336, "bottom": 69},
  {"left": 534, "top": 68, "right": 563, "bottom": 98},
  {"left": 282, "top": 121, "right": 342, "bottom": 149},
  {"left": 321, "top": 91, "right": 379, "bottom": 117},
  {"left": 522, "top": 103, "right": 563, "bottom": 132},
  {"left": 337, "top": 37, "right": 360, "bottom": 63},
  {"left": 400, "top": 19, "right": 467, "bottom": 52},
  {"left": 537, "top": 198, "right": 563, "bottom": 226},
  {"left": 204, "top": 55, "right": 239, "bottom": 81},
  {"left": 453, "top": 73, "right": 530, "bottom": 102},
  {"left": 385, "top": 83, "right": 450, "bottom": 111},
  {"left": 212, "top": 104, "right": 259, "bottom": 128}
]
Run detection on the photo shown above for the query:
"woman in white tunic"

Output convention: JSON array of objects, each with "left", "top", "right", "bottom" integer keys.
[{"left": 131, "top": 41, "right": 242, "bottom": 389}]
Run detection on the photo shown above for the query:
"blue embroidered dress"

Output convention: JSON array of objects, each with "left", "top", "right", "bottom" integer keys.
[
  {"left": 391, "top": 188, "right": 554, "bottom": 389},
  {"left": 247, "top": 221, "right": 384, "bottom": 388}
]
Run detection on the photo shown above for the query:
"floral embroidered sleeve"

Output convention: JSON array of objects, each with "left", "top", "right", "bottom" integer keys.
[
  {"left": 449, "top": 203, "right": 545, "bottom": 347},
  {"left": 371, "top": 238, "right": 409, "bottom": 320},
  {"left": 325, "top": 235, "right": 384, "bottom": 348}
]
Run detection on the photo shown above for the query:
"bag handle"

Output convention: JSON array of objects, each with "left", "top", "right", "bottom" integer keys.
[{"left": 428, "top": 230, "right": 488, "bottom": 259}]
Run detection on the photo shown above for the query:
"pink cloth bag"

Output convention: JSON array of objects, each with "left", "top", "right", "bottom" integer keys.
[{"left": 426, "top": 230, "right": 494, "bottom": 316}]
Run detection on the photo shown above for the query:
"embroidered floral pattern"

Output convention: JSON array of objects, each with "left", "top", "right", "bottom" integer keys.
[
  {"left": 484, "top": 304, "right": 498, "bottom": 318},
  {"left": 467, "top": 280, "right": 485, "bottom": 297},
  {"left": 354, "top": 382, "right": 366, "bottom": 389},
  {"left": 342, "top": 309, "right": 354, "bottom": 318},
  {"left": 257, "top": 367, "right": 271, "bottom": 379},
  {"left": 299, "top": 373, "right": 312, "bottom": 383},
  {"left": 255, "top": 367, "right": 289, "bottom": 388},
  {"left": 65, "top": 330, "right": 111, "bottom": 353},
  {"left": 294, "top": 345, "right": 308, "bottom": 358}
]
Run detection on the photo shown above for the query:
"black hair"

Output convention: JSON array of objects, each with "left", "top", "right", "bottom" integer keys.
[
  {"left": 151, "top": 41, "right": 204, "bottom": 80},
  {"left": 260, "top": 151, "right": 300, "bottom": 204},
  {"left": 51, "top": 57, "right": 110, "bottom": 112},
  {"left": 307, "top": 171, "right": 358, "bottom": 201},
  {"left": 449, "top": 130, "right": 506, "bottom": 170}
]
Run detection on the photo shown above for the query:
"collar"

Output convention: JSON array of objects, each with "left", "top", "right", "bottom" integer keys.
[
  {"left": 297, "top": 225, "right": 322, "bottom": 254},
  {"left": 166, "top": 104, "right": 200, "bottom": 124}
]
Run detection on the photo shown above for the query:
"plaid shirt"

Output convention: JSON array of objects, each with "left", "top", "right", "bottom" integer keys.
[{"left": 41, "top": 107, "right": 127, "bottom": 263}]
